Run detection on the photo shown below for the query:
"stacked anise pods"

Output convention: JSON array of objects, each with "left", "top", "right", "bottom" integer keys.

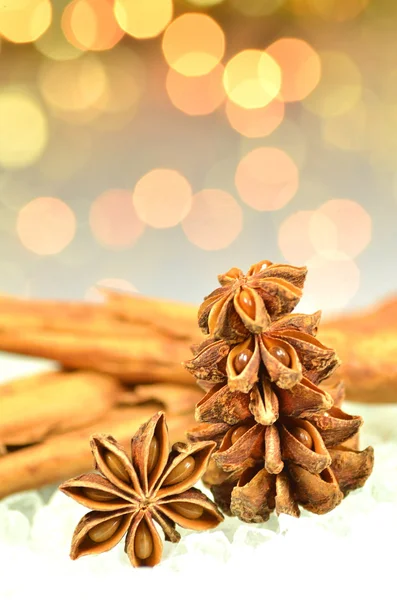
[{"left": 185, "top": 260, "right": 374, "bottom": 521}]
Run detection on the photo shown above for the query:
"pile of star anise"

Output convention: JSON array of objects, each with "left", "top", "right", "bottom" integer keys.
[
  {"left": 185, "top": 260, "right": 374, "bottom": 521},
  {"left": 61, "top": 260, "right": 375, "bottom": 568}
]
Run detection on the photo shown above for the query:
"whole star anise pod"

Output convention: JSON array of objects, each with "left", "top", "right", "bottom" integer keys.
[
  {"left": 188, "top": 406, "right": 374, "bottom": 522},
  {"left": 198, "top": 260, "right": 307, "bottom": 342},
  {"left": 60, "top": 412, "right": 223, "bottom": 567},
  {"left": 186, "top": 259, "right": 374, "bottom": 524},
  {"left": 186, "top": 311, "right": 339, "bottom": 394}
]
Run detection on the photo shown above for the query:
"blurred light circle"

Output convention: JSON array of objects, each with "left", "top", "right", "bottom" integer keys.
[
  {"left": 230, "top": 0, "right": 285, "bottom": 16},
  {"left": 0, "top": 90, "right": 48, "bottom": 169},
  {"left": 133, "top": 169, "right": 193, "bottom": 229},
  {"left": 318, "top": 199, "right": 372, "bottom": 258},
  {"left": 62, "top": 0, "right": 124, "bottom": 51},
  {"left": 235, "top": 147, "right": 299, "bottom": 210},
  {"left": 225, "top": 97, "right": 284, "bottom": 138},
  {"left": 306, "top": 0, "right": 369, "bottom": 22},
  {"left": 0, "top": 0, "right": 52, "bottom": 43},
  {"left": 90, "top": 189, "right": 145, "bottom": 248},
  {"left": 278, "top": 210, "right": 337, "bottom": 263},
  {"left": 114, "top": 0, "right": 172, "bottom": 39},
  {"left": 17, "top": 197, "right": 76, "bottom": 255},
  {"left": 182, "top": 189, "right": 243, "bottom": 250},
  {"left": 162, "top": 13, "right": 225, "bottom": 77},
  {"left": 302, "top": 51, "right": 362, "bottom": 117},
  {"left": 39, "top": 54, "right": 108, "bottom": 113},
  {"left": 266, "top": 38, "right": 321, "bottom": 102},
  {"left": 223, "top": 50, "right": 282, "bottom": 109},
  {"left": 302, "top": 252, "right": 360, "bottom": 314},
  {"left": 166, "top": 64, "right": 225, "bottom": 116},
  {"left": 34, "top": 12, "right": 84, "bottom": 60},
  {"left": 86, "top": 278, "right": 138, "bottom": 302}
]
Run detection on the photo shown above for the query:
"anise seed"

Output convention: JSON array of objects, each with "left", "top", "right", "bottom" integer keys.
[
  {"left": 233, "top": 349, "right": 253, "bottom": 374},
  {"left": 239, "top": 289, "right": 256, "bottom": 319},
  {"left": 104, "top": 452, "right": 130, "bottom": 483},
  {"left": 254, "top": 260, "right": 272, "bottom": 273},
  {"left": 88, "top": 516, "right": 121, "bottom": 543},
  {"left": 290, "top": 426, "right": 313, "bottom": 450},
  {"left": 163, "top": 456, "right": 196, "bottom": 486},
  {"left": 84, "top": 488, "right": 116, "bottom": 502},
  {"left": 269, "top": 345, "right": 291, "bottom": 367},
  {"left": 168, "top": 501, "right": 204, "bottom": 520},
  {"left": 147, "top": 436, "right": 160, "bottom": 474},
  {"left": 231, "top": 425, "right": 251, "bottom": 445},
  {"left": 134, "top": 519, "right": 153, "bottom": 560}
]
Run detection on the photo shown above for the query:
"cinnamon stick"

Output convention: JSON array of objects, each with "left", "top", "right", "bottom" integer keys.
[
  {"left": 0, "top": 293, "right": 199, "bottom": 384},
  {"left": 0, "top": 371, "right": 120, "bottom": 446},
  {"left": 321, "top": 296, "right": 397, "bottom": 403},
  {"left": 0, "top": 405, "right": 196, "bottom": 498}
]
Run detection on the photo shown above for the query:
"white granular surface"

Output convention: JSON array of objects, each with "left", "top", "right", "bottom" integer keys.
[{"left": 1, "top": 396, "right": 396, "bottom": 600}]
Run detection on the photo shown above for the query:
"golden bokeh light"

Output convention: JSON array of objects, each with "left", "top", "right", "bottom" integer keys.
[
  {"left": 166, "top": 64, "right": 225, "bottom": 116},
  {"left": 34, "top": 10, "right": 84, "bottom": 61},
  {"left": 39, "top": 54, "right": 108, "bottom": 114},
  {"left": 0, "top": 0, "right": 52, "bottom": 44},
  {"left": 162, "top": 13, "right": 225, "bottom": 77},
  {"left": 302, "top": 51, "right": 362, "bottom": 117},
  {"left": 266, "top": 38, "right": 321, "bottom": 102},
  {"left": 306, "top": 0, "right": 370, "bottom": 22},
  {"left": 182, "top": 189, "right": 243, "bottom": 251},
  {"left": 225, "top": 97, "right": 284, "bottom": 138},
  {"left": 278, "top": 210, "right": 338, "bottom": 263},
  {"left": 0, "top": 90, "right": 48, "bottom": 169},
  {"left": 62, "top": 0, "right": 124, "bottom": 52},
  {"left": 301, "top": 252, "right": 360, "bottom": 314},
  {"left": 16, "top": 197, "right": 76, "bottom": 256},
  {"left": 114, "top": 0, "right": 172, "bottom": 39},
  {"left": 90, "top": 189, "right": 145, "bottom": 249},
  {"left": 223, "top": 50, "right": 282, "bottom": 109},
  {"left": 318, "top": 199, "right": 372, "bottom": 258},
  {"left": 235, "top": 147, "right": 299, "bottom": 210},
  {"left": 86, "top": 278, "right": 138, "bottom": 302},
  {"left": 133, "top": 169, "right": 193, "bottom": 229}
]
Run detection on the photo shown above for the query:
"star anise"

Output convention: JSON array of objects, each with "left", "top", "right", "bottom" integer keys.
[
  {"left": 186, "top": 311, "right": 339, "bottom": 394},
  {"left": 197, "top": 260, "right": 307, "bottom": 343},
  {"left": 188, "top": 407, "right": 374, "bottom": 522},
  {"left": 60, "top": 412, "right": 223, "bottom": 567}
]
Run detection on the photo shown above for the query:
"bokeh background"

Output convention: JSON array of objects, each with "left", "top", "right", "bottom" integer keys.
[{"left": 0, "top": 0, "right": 396, "bottom": 316}]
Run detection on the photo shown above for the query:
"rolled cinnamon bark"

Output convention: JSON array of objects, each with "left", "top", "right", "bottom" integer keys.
[
  {"left": 0, "top": 294, "right": 199, "bottom": 385},
  {"left": 0, "top": 371, "right": 120, "bottom": 446},
  {"left": 0, "top": 406, "right": 196, "bottom": 498},
  {"left": 321, "top": 296, "right": 397, "bottom": 403}
]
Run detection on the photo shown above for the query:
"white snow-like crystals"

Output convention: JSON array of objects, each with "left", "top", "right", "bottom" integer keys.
[{"left": 0, "top": 402, "right": 396, "bottom": 600}]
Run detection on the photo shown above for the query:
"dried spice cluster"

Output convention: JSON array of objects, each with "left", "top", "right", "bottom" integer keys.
[
  {"left": 60, "top": 412, "right": 223, "bottom": 567},
  {"left": 186, "top": 260, "right": 374, "bottom": 521}
]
